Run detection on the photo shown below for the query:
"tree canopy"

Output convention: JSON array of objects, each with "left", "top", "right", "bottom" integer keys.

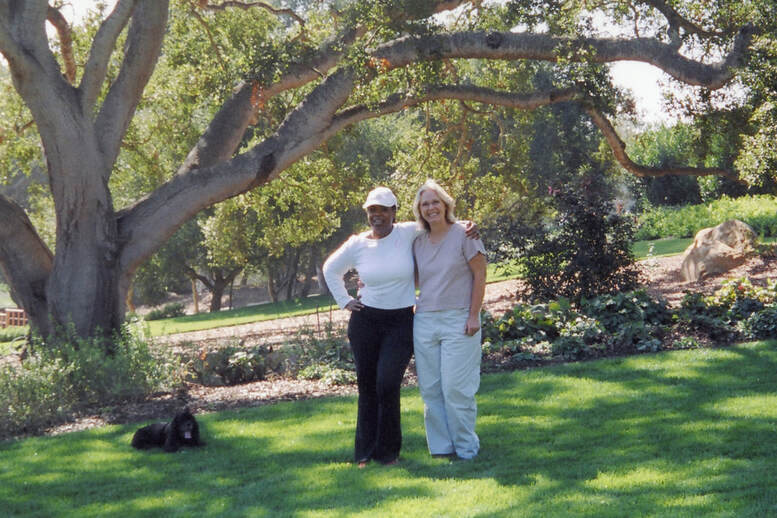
[{"left": 0, "top": 0, "right": 770, "bottom": 340}]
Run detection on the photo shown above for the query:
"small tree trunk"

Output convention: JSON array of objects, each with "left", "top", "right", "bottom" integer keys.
[
  {"left": 191, "top": 278, "right": 199, "bottom": 314},
  {"left": 266, "top": 265, "right": 278, "bottom": 304},
  {"left": 284, "top": 249, "right": 300, "bottom": 300}
]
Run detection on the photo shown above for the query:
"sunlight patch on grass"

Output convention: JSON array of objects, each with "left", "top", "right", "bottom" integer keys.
[{"left": 707, "top": 394, "right": 777, "bottom": 418}]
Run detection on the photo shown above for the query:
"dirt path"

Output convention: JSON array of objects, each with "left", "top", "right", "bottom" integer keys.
[{"left": 157, "top": 279, "right": 522, "bottom": 346}]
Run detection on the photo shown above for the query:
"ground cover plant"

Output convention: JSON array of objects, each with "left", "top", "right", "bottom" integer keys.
[
  {"left": 2, "top": 341, "right": 777, "bottom": 517},
  {"left": 481, "top": 278, "right": 777, "bottom": 365}
]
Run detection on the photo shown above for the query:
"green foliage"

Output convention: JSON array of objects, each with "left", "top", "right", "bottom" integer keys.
[
  {"left": 580, "top": 289, "right": 670, "bottom": 351},
  {"left": 741, "top": 306, "right": 777, "bottom": 339},
  {"left": 0, "top": 325, "right": 180, "bottom": 438},
  {"left": 144, "top": 302, "right": 186, "bottom": 321},
  {"left": 482, "top": 290, "right": 667, "bottom": 361},
  {"left": 552, "top": 316, "right": 607, "bottom": 360},
  {"left": 495, "top": 177, "right": 641, "bottom": 302},
  {"left": 298, "top": 364, "right": 356, "bottom": 386},
  {"left": 182, "top": 322, "right": 355, "bottom": 388},
  {"left": 675, "top": 291, "right": 733, "bottom": 342},
  {"left": 635, "top": 194, "right": 777, "bottom": 240},
  {"left": 0, "top": 325, "right": 27, "bottom": 343},
  {"left": 281, "top": 323, "right": 354, "bottom": 384},
  {"left": 186, "top": 345, "right": 266, "bottom": 386},
  {"left": 482, "top": 277, "right": 777, "bottom": 363},
  {"left": 627, "top": 124, "right": 702, "bottom": 206},
  {"left": 673, "top": 278, "right": 777, "bottom": 343}
]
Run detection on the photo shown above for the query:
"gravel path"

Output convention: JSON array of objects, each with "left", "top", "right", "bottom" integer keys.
[{"left": 157, "top": 279, "right": 522, "bottom": 346}]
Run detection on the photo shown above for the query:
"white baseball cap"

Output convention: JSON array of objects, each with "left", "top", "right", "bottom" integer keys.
[{"left": 362, "top": 186, "right": 398, "bottom": 208}]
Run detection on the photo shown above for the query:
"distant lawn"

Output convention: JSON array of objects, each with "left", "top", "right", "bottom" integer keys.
[
  {"left": 145, "top": 293, "right": 338, "bottom": 336},
  {"left": 0, "top": 286, "right": 13, "bottom": 307},
  {"left": 3, "top": 341, "right": 777, "bottom": 517},
  {"left": 632, "top": 235, "right": 777, "bottom": 260},
  {"left": 632, "top": 237, "right": 691, "bottom": 259}
]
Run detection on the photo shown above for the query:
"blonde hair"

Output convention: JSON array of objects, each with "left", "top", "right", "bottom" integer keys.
[{"left": 412, "top": 179, "right": 457, "bottom": 231}]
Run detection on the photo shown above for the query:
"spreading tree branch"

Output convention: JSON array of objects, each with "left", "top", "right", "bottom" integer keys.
[
  {"left": 373, "top": 27, "right": 754, "bottom": 89},
  {"left": 80, "top": 0, "right": 138, "bottom": 112},
  {"left": 176, "top": 0, "right": 468, "bottom": 174},
  {"left": 94, "top": 0, "right": 169, "bottom": 175},
  {"left": 582, "top": 103, "right": 740, "bottom": 181},
  {"left": 202, "top": 1, "right": 306, "bottom": 27},
  {"left": 46, "top": 5, "right": 76, "bottom": 83},
  {"left": 0, "top": 194, "right": 53, "bottom": 330},
  {"left": 640, "top": 0, "right": 727, "bottom": 39}
]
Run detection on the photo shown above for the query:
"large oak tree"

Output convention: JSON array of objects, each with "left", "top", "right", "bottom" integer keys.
[{"left": 0, "top": 0, "right": 760, "bottom": 340}]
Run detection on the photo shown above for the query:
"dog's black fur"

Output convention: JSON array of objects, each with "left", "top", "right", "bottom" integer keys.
[{"left": 131, "top": 407, "right": 204, "bottom": 452}]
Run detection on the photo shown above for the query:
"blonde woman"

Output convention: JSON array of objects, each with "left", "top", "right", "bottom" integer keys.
[{"left": 412, "top": 179, "right": 486, "bottom": 460}]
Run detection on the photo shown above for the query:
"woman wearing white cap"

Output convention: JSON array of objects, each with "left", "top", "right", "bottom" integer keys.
[
  {"left": 323, "top": 186, "right": 476, "bottom": 467},
  {"left": 412, "top": 179, "right": 486, "bottom": 461}
]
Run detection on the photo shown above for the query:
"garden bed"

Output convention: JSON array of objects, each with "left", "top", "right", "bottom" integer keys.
[{"left": 21, "top": 252, "right": 777, "bottom": 439}]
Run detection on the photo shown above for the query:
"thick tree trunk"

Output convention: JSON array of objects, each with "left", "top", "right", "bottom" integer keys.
[
  {"left": 284, "top": 249, "right": 300, "bottom": 301},
  {"left": 209, "top": 280, "right": 226, "bottom": 313},
  {"left": 208, "top": 267, "right": 242, "bottom": 313},
  {"left": 44, "top": 139, "right": 123, "bottom": 338}
]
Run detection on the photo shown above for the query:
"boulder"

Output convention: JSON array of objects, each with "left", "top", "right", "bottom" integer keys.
[{"left": 680, "top": 220, "right": 757, "bottom": 282}]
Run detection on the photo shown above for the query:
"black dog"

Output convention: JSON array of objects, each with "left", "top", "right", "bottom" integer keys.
[{"left": 131, "top": 407, "right": 204, "bottom": 452}]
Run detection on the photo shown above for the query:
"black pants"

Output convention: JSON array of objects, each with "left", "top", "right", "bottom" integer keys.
[{"left": 347, "top": 306, "right": 414, "bottom": 463}]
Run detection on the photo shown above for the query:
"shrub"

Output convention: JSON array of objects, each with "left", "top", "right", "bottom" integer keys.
[
  {"left": 672, "top": 336, "right": 701, "bottom": 349},
  {"left": 281, "top": 323, "right": 354, "bottom": 377},
  {"left": 299, "top": 364, "right": 356, "bottom": 386},
  {"left": 675, "top": 291, "right": 735, "bottom": 342},
  {"left": 0, "top": 326, "right": 28, "bottom": 343},
  {"left": 741, "top": 306, "right": 777, "bottom": 340},
  {"left": 0, "top": 356, "right": 71, "bottom": 438},
  {"left": 518, "top": 185, "right": 641, "bottom": 302},
  {"left": 552, "top": 316, "right": 607, "bottom": 359},
  {"left": 580, "top": 289, "right": 670, "bottom": 330},
  {"left": 144, "top": 302, "right": 186, "bottom": 321},
  {"left": 580, "top": 290, "right": 669, "bottom": 352},
  {"left": 0, "top": 325, "right": 181, "bottom": 439},
  {"left": 186, "top": 345, "right": 266, "bottom": 386}
]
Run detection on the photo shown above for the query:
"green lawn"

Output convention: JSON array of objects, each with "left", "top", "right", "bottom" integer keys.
[
  {"left": 632, "top": 237, "right": 692, "bottom": 258},
  {"left": 145, "top": 294, "right": 338, "bottom": 336},
  {"left": 3, "top": 341, "right": 777, "bottom": 517}
]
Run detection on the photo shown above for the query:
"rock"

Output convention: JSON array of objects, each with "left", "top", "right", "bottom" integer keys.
[{"left": 680, "top": 220, "right": 757, "bottom": 282}]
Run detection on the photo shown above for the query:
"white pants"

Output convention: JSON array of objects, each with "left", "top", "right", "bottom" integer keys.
[{"left": 413, "top": 309, "right": 481, "bottom": 459}]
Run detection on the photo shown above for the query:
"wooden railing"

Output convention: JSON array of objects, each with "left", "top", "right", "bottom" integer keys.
[{"left": 0, "top": 308, "right": 28, "bottom": 328}]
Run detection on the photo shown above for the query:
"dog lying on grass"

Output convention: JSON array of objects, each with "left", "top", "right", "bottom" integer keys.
[{"left": 131, "top": 407, "right": 205, "bottom": 452}]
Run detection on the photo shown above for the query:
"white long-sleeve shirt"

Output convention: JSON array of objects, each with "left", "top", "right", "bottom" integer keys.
[{"left": 323, "top": 222, "right": 421, "bottom": 310}]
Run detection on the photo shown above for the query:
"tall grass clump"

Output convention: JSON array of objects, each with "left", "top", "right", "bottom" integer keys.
[
  {"left": 636, "top": 194, "right": 777, "bottom": 240},
  {"left": 0, "top": 324, "right": 181, "bottom": 439}
]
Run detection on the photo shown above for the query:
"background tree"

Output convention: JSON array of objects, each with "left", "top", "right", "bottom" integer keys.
[{"left": 0, "top": 0, "right": 760, "bottom": 342}]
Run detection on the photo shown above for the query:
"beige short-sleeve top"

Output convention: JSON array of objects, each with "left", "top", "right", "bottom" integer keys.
[{"left": 413, "top": 223, "right": 486, "bottom": 313}]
